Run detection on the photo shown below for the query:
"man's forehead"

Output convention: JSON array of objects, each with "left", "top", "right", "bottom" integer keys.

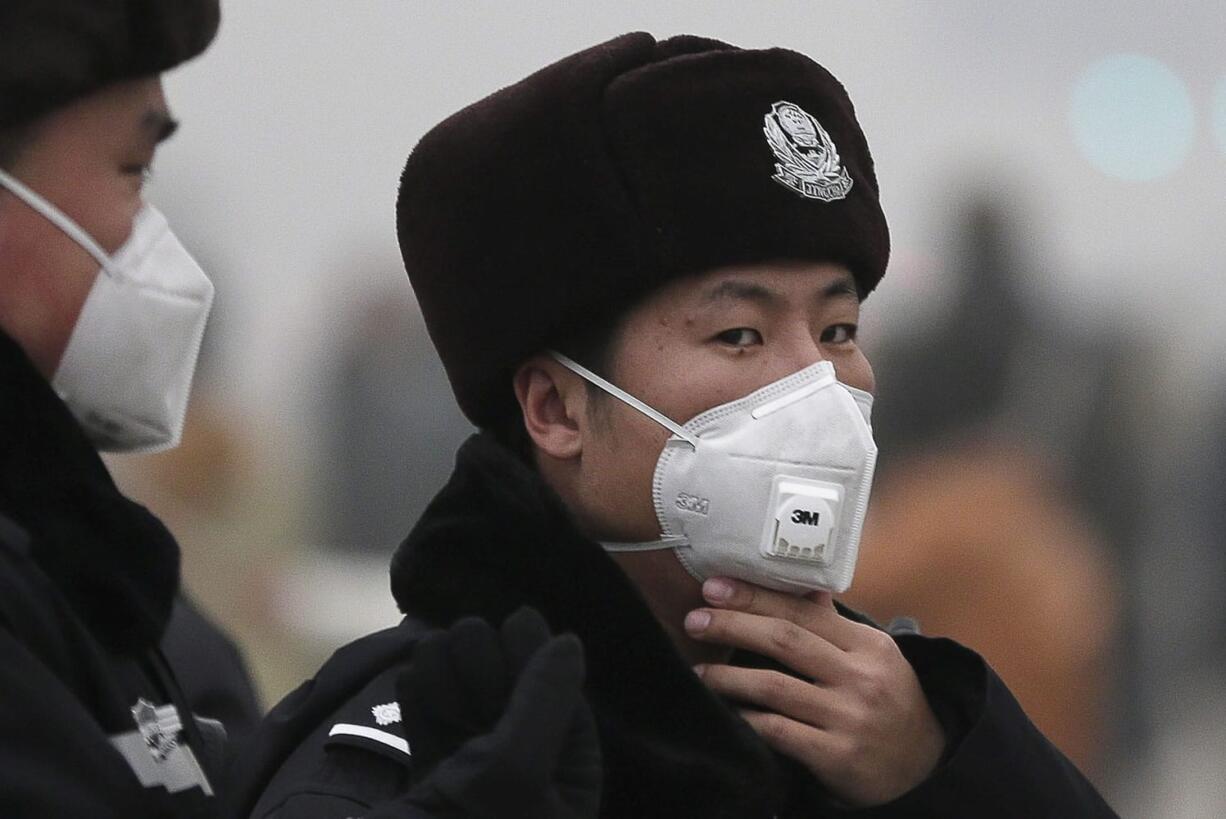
[
  {"left": 78, "top": 76, "right": 176, "bottom": 143},
  {"left": 692, "top": 264, "right": 860, "bottom": 306}
]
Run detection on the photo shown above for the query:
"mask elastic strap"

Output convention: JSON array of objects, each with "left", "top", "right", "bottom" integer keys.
[
  {"left": 600, "top": 536, "right": 689, "bottom": 553},
  {"left": 550, "top": 351, "right": 699, "bottom": 447},
  {"left": 0, "top": 167, "right": 112, "bottom": 270}
]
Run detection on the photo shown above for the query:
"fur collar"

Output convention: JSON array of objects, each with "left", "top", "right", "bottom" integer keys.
[
  {"left": 0, "top": 329, "right": 179, "bottom": 654},
  {"left": 392, "top": 433, "right": 808, "bottom": 818}
]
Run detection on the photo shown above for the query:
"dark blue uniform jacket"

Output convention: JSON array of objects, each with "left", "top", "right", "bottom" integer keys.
[
  {"left": 231, "top": 433, "right": 1119, "bottom": 818},
  {"left": 0, "top": 330, "right": 259, "bottom": 818}
]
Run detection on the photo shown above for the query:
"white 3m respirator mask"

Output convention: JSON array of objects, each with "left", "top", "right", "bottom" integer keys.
[
  {"left": 0, "top": 168, "right": 214, "bottom": 453},
  {"left": 553, "top": 352, "right": 877, "bottom": 594}
]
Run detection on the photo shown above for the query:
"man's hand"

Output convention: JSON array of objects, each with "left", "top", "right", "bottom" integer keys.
[
  {"left": 685, "top": 578, "right": 944, "bottom": 807},
  {"left": 371, "top": 608, "right": 601, "bottom": 819}
]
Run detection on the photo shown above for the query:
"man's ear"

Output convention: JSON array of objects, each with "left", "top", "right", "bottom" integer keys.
[{"left": 512, "top": 355, "right": 588, "bottom": 460}]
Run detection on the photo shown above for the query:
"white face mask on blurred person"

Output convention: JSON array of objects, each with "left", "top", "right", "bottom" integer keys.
[
  {"left": 552, "top": 352, "right": 877, "bottom": 594},
  {"left": 0, "top": 168, "right": 214, "bottom": 453}
]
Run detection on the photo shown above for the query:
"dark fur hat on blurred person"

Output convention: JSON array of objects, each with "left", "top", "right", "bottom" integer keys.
[
  {"left": 398, "top": 32, "right": 889, "bottom": 429},
  {"left": 0, "top": 0, "right": 220, "bottom": 128}
]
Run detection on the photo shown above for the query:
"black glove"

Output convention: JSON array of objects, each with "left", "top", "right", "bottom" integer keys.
[{"left": 365, "top": 607, "right": 601, "bottom": 819}]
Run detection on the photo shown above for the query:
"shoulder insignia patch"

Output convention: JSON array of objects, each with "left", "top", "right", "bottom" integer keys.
[
  {"left": 371, "top": 701, "right": 401, "bottom": 726},
  {"left": 109, "top": 699, "right": 213, "bottom": 795}
]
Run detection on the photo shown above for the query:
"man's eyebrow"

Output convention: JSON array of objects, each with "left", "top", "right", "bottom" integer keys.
[
  {"left": 700, "top": 274, "right": 861, "bottom": 308},
  {"left": 140, "top": 109, "right": 180, "bottom": 145},
  {"left": 700, "top": 279, "right": 782, "bottom": 307},
  {"left": 820, "top": 274, "right": 861, "bottom": 302}
]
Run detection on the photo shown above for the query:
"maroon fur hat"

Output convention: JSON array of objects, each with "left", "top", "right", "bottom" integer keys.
[
  {"left": 0, "top": 0, "right": 220, "bottom": 128},
  {"left": 397, "top": 32, "right": 889, "bottom": 428}
]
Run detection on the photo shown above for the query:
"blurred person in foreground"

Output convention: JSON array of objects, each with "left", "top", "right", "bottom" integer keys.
[
  {"left": 230, "top": 33, "right": 1118, "bottom": 818},
  {"left": 0, "top": 1, "right": 261, "bottom": 815}
]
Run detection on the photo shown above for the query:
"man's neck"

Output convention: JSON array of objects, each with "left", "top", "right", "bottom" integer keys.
[{"left": 609, "top": 549, "right": 734, "bottom": 666}]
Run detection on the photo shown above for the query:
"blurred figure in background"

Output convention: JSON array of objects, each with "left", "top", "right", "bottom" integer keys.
[
  {"left": 0, "top": 1, "right": 257, "bottom": 815},
  {"left": 221, "top": 285, "right": 474, "bottom": 662},
  {"left": 318, "top": 287, "right": 473, "bottom": 557},
  {"left": 847, "top": 198, "right": 1141, "bottom": 779}
]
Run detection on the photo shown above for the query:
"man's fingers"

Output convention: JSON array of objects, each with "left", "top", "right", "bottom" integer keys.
[
  {"left": 447, "top": 617, "right": 510, "bottom": 726},
  {"left": 696, "top": 663, "right": 834, "bottom": 728},
  {"left": 738, "top": 709, "right": 838, "bottom": 777},
  {"left": 804, "top": 589, "right": 835, "bottom": 609},
  {"left": 684, "top": 608, "right": 848, "bottom": 681},
  {"left": 500, "top": 605, "right": 552, "bottom": 674},
  {"left": 400, "top": 629, "right": 469, "bottom": 729},
  {"left": 701, "top": 577, "right": 861, "bottom": 650},
  {"left": 397, "top": 627, "right": 479, "bottom": 766},
  {"left": 492, "top": 633, "right": 586, "bottom": 762}
]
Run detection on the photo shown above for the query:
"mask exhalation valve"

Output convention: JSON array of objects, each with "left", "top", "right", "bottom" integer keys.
[{"left": 762, "top": 477, "right": 842, "bottom": 566}]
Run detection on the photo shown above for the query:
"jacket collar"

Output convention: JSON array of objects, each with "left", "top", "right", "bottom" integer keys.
[
  {"left": 0, "top": 329, "right": 179, "bottom": 654},
  {"left": 391, "top": 432, "right": 790, "bottom": 818}
]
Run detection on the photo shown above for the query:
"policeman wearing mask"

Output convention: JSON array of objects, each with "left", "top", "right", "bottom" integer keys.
[
  {"left": 0, "top": 1, "right": 258, "bottom": 815},
  {"left": 231, "top": 34, "right": 1119, "bottom": 818}
]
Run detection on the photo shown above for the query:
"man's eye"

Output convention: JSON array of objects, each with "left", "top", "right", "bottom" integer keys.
[
  {"left": 715, "top": 328, "right": 763, "bottom": 347},
  {"left": 820, "top": 324, "right": 858, "bottom": 344}
]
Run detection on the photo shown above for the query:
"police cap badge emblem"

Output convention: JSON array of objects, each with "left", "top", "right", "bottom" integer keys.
[{"left": 763, "top": 101, "right": 853, "bottom": 202}]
